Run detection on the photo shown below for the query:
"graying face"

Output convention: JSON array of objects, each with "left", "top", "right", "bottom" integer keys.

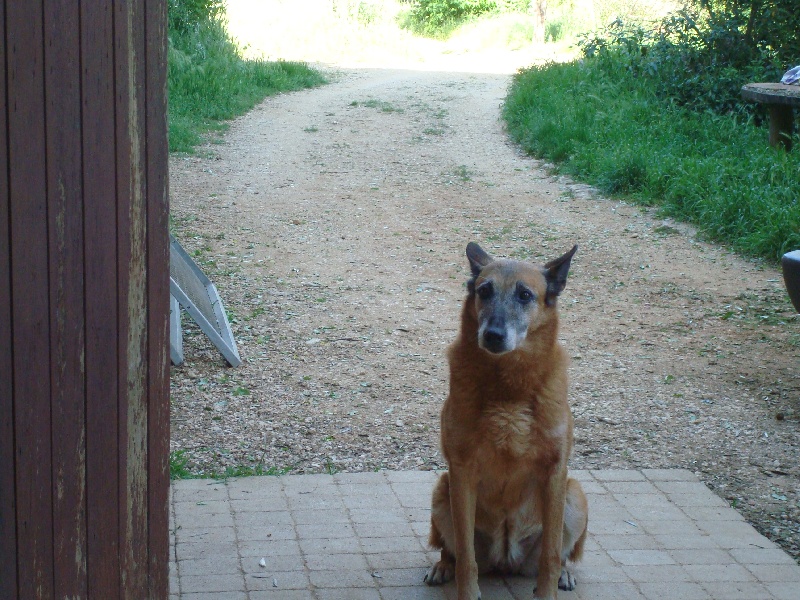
[
  {"left": 473, "top": 261, "right": 544, "bottom": 355},
  {"left": 466, "top": 242, "right": 577, "bottom": 355}
]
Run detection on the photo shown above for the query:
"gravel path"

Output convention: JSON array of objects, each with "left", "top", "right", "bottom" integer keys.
[{"left": 169, "top": 62, "right": 800, "bottom": 561}]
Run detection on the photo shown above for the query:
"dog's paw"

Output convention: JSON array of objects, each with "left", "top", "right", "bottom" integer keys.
[
  {"left": 423, "top": 560, "right": 454, "bottom": 586},
  {"left": 558, "top": 567, "right": 577, "bottom": 591}
]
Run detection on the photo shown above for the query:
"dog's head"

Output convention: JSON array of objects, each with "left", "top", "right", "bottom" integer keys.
[{"left": 465, "top": 242, "right": 577, "bottom": 355}]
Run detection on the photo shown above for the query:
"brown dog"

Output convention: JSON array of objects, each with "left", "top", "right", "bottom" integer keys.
[{"left": 424, "top": 242, "right": 588, "bottom": 600}]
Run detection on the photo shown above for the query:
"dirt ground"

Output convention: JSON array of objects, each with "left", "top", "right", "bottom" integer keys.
[{"left": 169, "top": 56, "right": 800, "bottom": 561}]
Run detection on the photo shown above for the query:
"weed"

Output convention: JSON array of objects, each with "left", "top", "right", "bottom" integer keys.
[
  {"left": 304, "top": 126, "right": 319, "bottom": 133},
  {"left": 169, "top": 450, "right": 196, "bottom": 480}
]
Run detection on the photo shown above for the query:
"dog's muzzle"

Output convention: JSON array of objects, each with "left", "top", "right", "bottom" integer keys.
[{"left": 480, "top": 326, "right": 508, "bottom": 354}]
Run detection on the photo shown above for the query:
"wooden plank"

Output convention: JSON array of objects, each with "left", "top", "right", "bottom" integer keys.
[
  {"left": 6, "top": 0, "right": 55, "bottom": 596},
  {"left": 115, "top": 0, "right": 150, "bottom": 595},
  {"left": 81, "top": 1, "right": 121, "bottom": 596},
  {"left": 145, "top": 0, "right": 171, "bottom": 595},
  {"left": 44, "top": 0, "right": 89, "bottom": 595},
  {"left": 0, "top": 1, "right": 18, "bottom": 596}
]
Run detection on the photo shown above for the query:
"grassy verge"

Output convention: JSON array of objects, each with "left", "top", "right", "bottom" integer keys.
[
  {"left": 168, "top": 3, "right": 326, "bottom": 153},
  {"left": 502, "top": 60, "right": 800, "bottom": 260}
]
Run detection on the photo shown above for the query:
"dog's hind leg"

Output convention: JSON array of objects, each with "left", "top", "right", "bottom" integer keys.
[{"left": 425, "top": 473, "right": 456, "bottom": 585}]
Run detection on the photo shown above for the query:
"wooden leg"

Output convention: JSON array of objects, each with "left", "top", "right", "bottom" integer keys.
[{"left": 769, "top": 104, "right": 794, "bottom": 151}]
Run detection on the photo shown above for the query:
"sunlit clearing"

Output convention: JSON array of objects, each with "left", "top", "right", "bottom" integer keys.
[{"left": 223, "top": 0, "right": 679, "bottom": 74}]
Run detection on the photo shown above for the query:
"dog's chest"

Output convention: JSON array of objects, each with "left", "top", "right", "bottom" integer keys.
[{"left": 482, "top": 404, "right": 535, "bottom": 457}]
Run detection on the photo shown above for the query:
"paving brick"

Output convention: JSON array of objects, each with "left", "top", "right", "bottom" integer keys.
[
  {"left": 246, "top": 570, "right": 310, "bottom": 591},
  {"left": 701, "top": 581, "right": 774, "bottom": 600},
  {"left": 607, "top": 549, "right": 675, "bottom": 566},
  {"left": 385, "top": 470, "right": 440, "bottom": 483},
  {"left": 622, "top": 564, "right": 691, "bottom": 583},
  {"left": 366, "top": 551, "right": 431, "bottom": 571},
  {"left": 743, "top": 563, "right": 800, "bottom": 583},
  {"left": 175, "top": 541, "right": 239, "bottom": 561},
  {"left": 683, "top": 563, "right": 755, "bottom": 582},
  {"left": 181, "top": 593, "right": 247, "bottom": 600},
  {"left": 230, "top": 497, "right": 289, "bottom": 512},
  {"left": 309, "top": 569, "right": 377, "bottom": 589},
  {"left": 296, "top": 522, "right": 355, "bottom": 540},
  {"left": 343, "top": 492, "right": 403, "bottom": 510},
  {"left": 571, "top": 565, "right": 631, "bottom": 583},
  {"left": 592, "top": 469, "right": 646, "bottom": 482},
  {"left": 236, "top": 523, "right": 296, "bottom": 542},
  {"left": 700, "top": 520, "right": 772, "bottom": 549},
  {"left": 680, "top": 504, "right": 746, "bottom": 522},
  {"left": 588, "top": 520, "right": 641, "bottom": 535},
  {"left": 574, "top": 581, "right": 645, "bottom": 599},
  {"left": 248, "top": 591, "right": 315, "bottom": 600},
  {"left": 228, "top": 477, "right": 283, "bottom": 503},
  {"left": 379, "top": 585, "right": 452, "bottom": 600},
  {"left": 281, "top": 473, "right": 335, "bottom": 489},
  {"left": 594, "top": 534, "right": 663, "bottom": 551},
  {"left": 354, "top": 520, "right": 416, "bottom": 539},
  {"left": 578, "top": 479, "right": 608, "bottom": 494},
  {"left": 173, "top": 481, "right": 228, "bottom": 503},
  {"left": 667, "top": 548, "right": 734, "bottom": 566},
  {"left": 174, "top": 509, "right": 234, "bottom": 529},
  {"left": 335, "top": 471, "right": 389, "bottom": 484},
  {"left": 177, "top": 556, "right": 241, "bottom": 576},
  {"left": 638, "top": 519, "right": 702, "bottom": 536},
  {"left": 299, "top": 536, "right": 360, "bottom": 555},
  {"left": 234, "top": 509, "right": 293, "bottom": 528},
  {"left": 360, "top": 536, "right": 426, "bottom": 554},
  {"left": 350, "top": 507, "right": 412, "bottom": 524},
  {"left": 317, "top": 588, "right": 382, "bottom": 600},
  {"left": 176, "top": 526, "right": 237, "bottom": 545},
  {"left": 242, "top": 554, "right": 304, "bottom": 573},
  {"left": 394, "top": 493, "right": 434, "bottom": 509},
  {"left": 766, "top": 581, "right": 800, "bottom": 600},
  {"left": 642, "top": 469, "right": 699, "bottom": 482},
  {"left": 729, "top": 547, "right": 797, "bottom": 565},
  {"left": 603, "top": 481, "right": 660, "bottom": 495},
  {"left": 304, "top": 552, "right": 369, "bottom": 571},
  {"left": 370, "top": 567, "right": 426, "bottom": 587},
  {"left": 238, "top": 539, "right": 302, "bottom": 559},
  {"left": 291, "top": 508, "right": 350, "bottom": 525},
  {"left": 285, "top": 493, "right": 346, "bottom": 512},
  {"left": 639, "top": 581, "right": 710, "bottom": 600},
  {"left": 180, "top": 573, "right": 245, "bottom": 594},
  {"left": 666, "top": 492, "right": 730, "bottom": 509}
]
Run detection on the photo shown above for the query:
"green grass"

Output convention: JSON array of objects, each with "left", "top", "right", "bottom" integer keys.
[
  {"left": 168, "top": 17, "right": 326, "bottom": 153},
  {"left": 169, "top": 449, "right": 291, "bottom": 480},
  {"left": 502, "top": 60, "right": 800, "bottom": 260}
]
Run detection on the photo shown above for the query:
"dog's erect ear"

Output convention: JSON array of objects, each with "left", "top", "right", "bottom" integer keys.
[
  {"left": 544, "top": 245, "right": 578, "bottom": 306},
  {"left": 466, "top": 242, "right": 493, "bottom": 278}
]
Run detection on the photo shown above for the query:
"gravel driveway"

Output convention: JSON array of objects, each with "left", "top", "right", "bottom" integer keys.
[{"left": 169, "top": 61, "right": 800, "bottom": 561}]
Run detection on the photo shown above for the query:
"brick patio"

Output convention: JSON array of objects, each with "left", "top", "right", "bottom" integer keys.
[{"left": 169, "top": 469, "right": 800, "bottom": 599}]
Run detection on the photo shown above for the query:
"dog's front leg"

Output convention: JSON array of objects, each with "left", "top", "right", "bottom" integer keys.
[
  {"left": 449, "top": 464, "right": 481, "bottom": 600},
  {"left": 535, "top": 469, "right": 567, "bottom": 600}
]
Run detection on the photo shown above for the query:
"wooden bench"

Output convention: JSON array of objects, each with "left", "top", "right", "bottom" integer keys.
[{"left": 741, "top": 83, "right": 800, "bottom": 150}]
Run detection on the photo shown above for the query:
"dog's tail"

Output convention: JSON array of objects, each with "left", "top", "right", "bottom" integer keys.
[{"left": 568, "top": 523, "right": 587, "bottom": 563}]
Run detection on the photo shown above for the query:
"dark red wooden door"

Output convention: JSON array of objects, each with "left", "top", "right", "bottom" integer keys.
[{"left": 0, "top": 1, "right": 170, "bottom": 598}]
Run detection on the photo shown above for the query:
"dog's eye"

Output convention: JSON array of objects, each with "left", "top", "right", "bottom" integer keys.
[
  {"left": 518, "top": 288, "right": 534, "bottom": 304},
  {"left": 477, "top": 282, "right": 493, "bottom": 300}
]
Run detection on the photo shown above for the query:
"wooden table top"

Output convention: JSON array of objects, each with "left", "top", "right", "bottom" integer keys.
[{"left": 741, "top": 82, "right": 800, "bottom": 106}]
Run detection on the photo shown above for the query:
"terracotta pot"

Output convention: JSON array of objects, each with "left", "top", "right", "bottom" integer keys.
[{"left": 782, "top": 250, "right": 800, "bottom": 313}]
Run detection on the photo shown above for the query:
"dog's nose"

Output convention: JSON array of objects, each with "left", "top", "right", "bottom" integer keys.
[{"left": 482, "top": 327, "right": 506, "bottom": 353}]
